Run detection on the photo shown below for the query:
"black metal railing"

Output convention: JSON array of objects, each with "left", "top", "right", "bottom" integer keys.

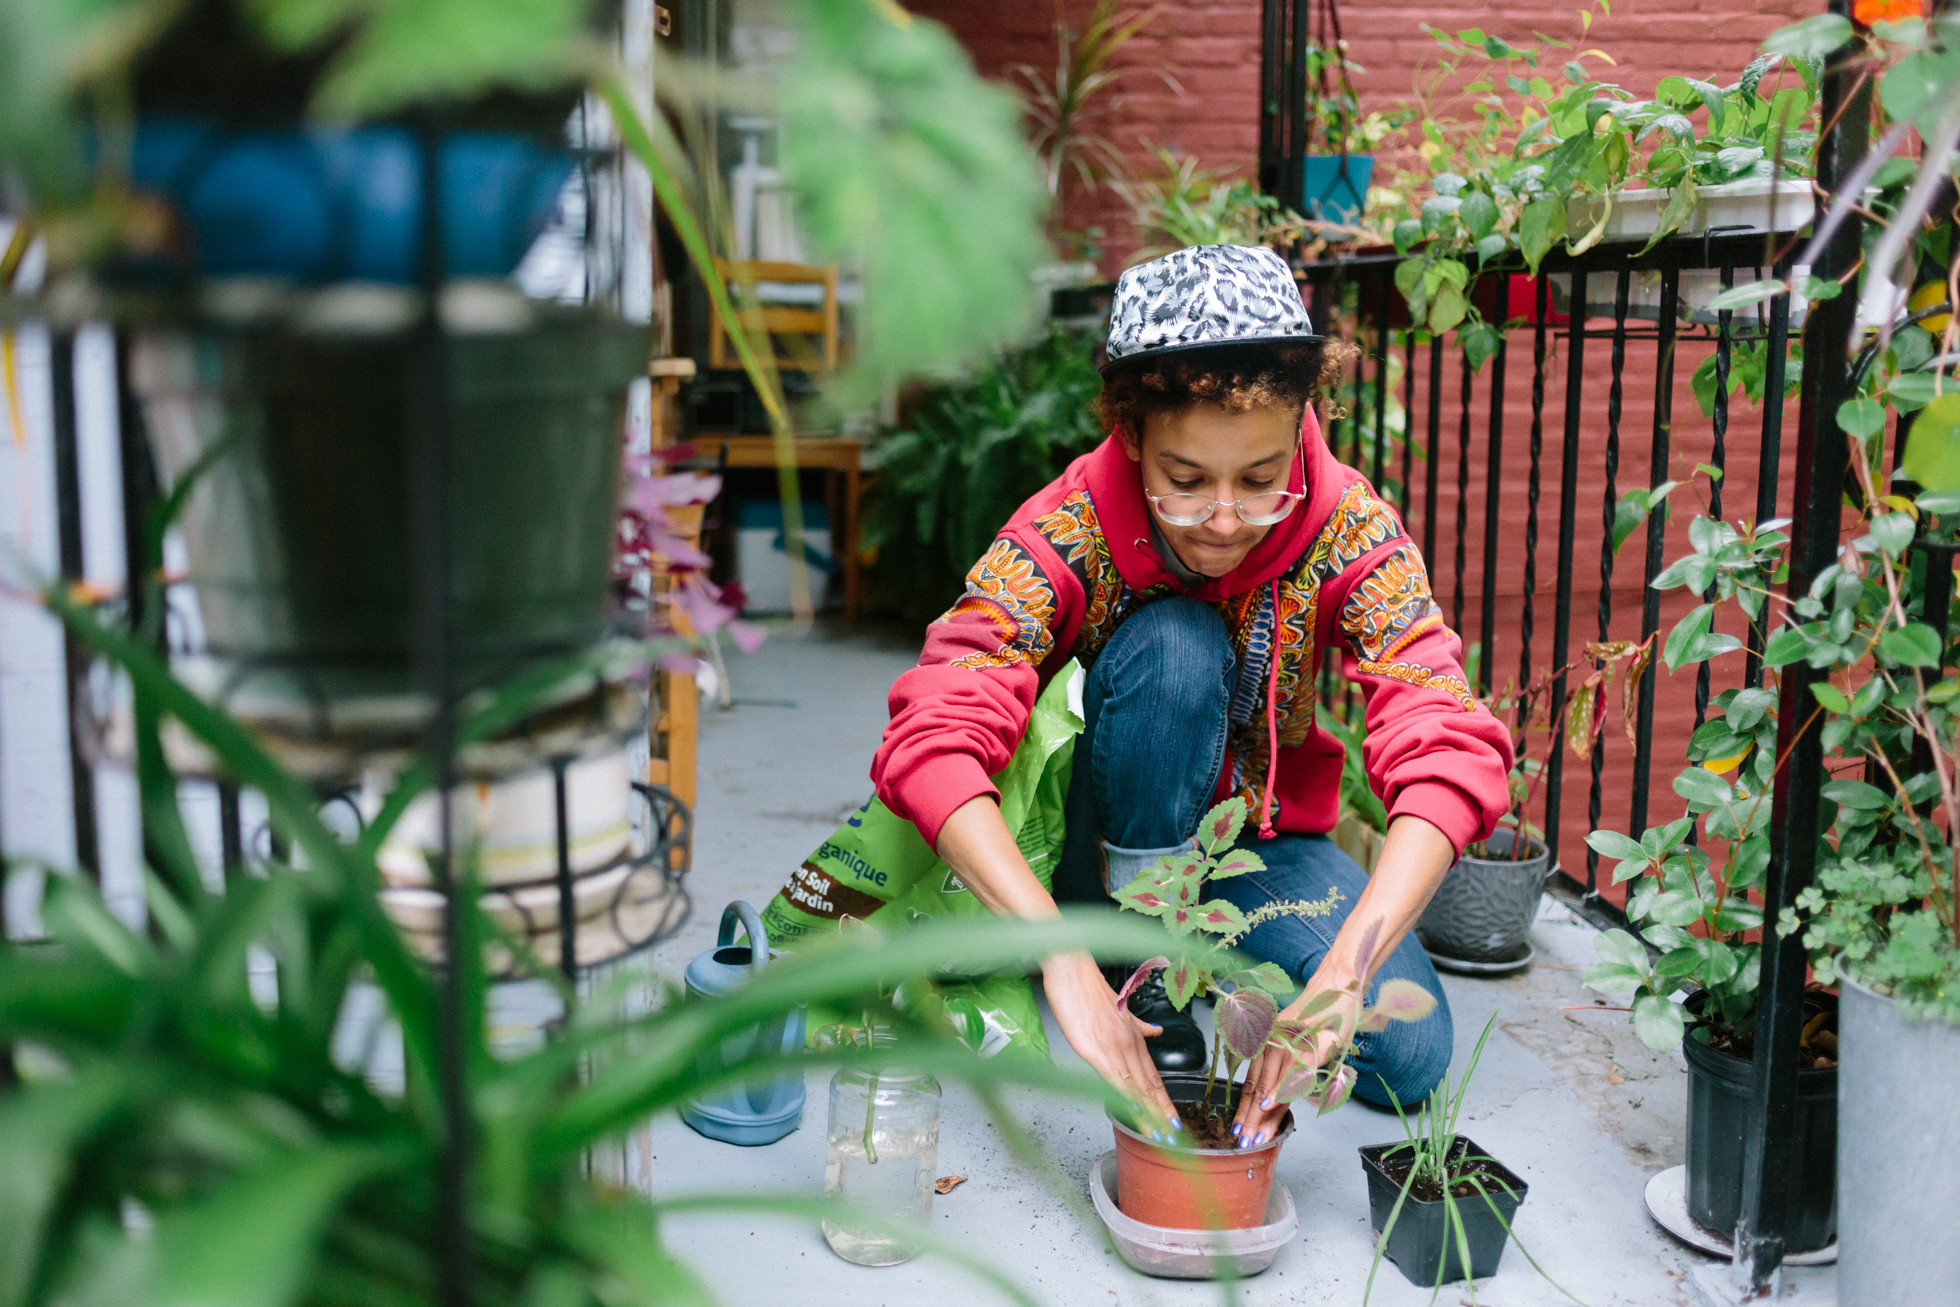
[
  {"left": 1305, "top": 230, "right": 1801, "bottom": 926},
  {"left": 1282, "top": 1, "right": 1873, "bottom": 1285}
]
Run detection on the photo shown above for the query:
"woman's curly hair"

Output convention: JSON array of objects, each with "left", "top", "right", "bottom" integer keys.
[{"left": 1095, "top": 339, "right": 1359, "bottom": 439}]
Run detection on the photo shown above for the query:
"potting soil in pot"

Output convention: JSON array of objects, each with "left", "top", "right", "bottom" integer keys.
[
  {"left": 1111, "top": 1074, "right": 1294, "bottom": 1230},
  {"left": 1359, "top": 1136, "right": 1527, "bottom": 1286}
]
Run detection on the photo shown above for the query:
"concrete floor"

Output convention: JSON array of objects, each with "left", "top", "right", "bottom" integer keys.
[{"left": 637, "top": 619, "right": 1759, "bottom": 1306}]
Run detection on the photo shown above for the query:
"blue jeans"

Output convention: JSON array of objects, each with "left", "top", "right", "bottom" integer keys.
[{"left": 1056, "top": 597, "right": 1454, "bottom": 1107}]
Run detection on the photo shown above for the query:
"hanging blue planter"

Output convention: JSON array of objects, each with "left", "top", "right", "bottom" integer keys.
[
  {"left": 1301, "top": 154, "right": 1374, "bottom": 226},
  {"left": 126, "top": 118, "right": 572, "bottom": 284}
]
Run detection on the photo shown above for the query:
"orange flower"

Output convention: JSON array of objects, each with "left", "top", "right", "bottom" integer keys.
[{"left": 1854, "top": 0, "right": 1923, "bottom": 27}]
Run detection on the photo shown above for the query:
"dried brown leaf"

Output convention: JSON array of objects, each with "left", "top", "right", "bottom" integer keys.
[{"left": 934, "top": 1175, "right": 968, "bottom": 1195}]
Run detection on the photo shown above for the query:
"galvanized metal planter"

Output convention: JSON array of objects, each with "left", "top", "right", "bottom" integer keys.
[
  {"left": 1838, "top": 973, "right": 1960, "bottom": 1306},
  {"left": 1415, "top": 830, "right": 1547, "bottom": 963}
]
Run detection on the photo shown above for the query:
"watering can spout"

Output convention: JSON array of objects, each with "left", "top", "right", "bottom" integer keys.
[{"left": 680, "top": 900, "right": 806, "bottom": 1146}]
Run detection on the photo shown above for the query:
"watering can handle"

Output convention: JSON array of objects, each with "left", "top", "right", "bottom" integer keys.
[{"left": 716, "top": 901, "right": 770, "bottom": 977}]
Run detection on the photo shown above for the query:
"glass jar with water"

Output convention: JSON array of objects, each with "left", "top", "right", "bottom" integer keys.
[{"left": 821, "top": 1065, "right": 942, "bottom": 1266}]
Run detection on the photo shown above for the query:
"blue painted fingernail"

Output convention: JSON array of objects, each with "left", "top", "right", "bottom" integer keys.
[
  {"left": 1170, "top": 1115, "right": 1183, "bottom": 1132},
  {"left": 1231, "top": 1122, "right": 1243, "bottom": 1137},
  {"left": 1254, "top": 1131, "right": 1268, "bottom": 1146},
  {"left": 1150, "top": 1129, "right": 1162, "bottom": 1141},
  {"left": 1260, "top": 1095, "right": 1275, "bottom": 1109}
]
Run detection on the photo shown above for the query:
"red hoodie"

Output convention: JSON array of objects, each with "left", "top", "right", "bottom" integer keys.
[{"left": 871, "top": 408, "right": 1515, "bottom": 858}]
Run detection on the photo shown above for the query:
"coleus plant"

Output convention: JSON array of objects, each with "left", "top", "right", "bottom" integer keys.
[{"left": 1113, "top": 798, "right": 1439, "bottom": 1118}]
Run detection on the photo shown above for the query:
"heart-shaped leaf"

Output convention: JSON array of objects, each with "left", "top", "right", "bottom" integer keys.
[
  {"left": 1311, "top": 1063, "right": 1358, "bottom": 1115},
  {"left": 1235, "top": 961, "right": 1295, "bottom": 995},
  {"left": 1191, "top": 900, "right": 1247, "bottom": 936},
  {"left": 1113, "top": 957, "right": 1170, "bottom": 1010},
  {"left": 1211, "top": 848, "right": 1266, "bottom": 878},
  {"left": 1199, "top": 799, "right": 1248, "bottom": 855},
  {"left": 1111, "top": 879, "right": 1170, "bottom": 916},
  {"left": 1367, "top": 978, "right": 1438, "bottom": 1025},
  {"left": 1273, "top": 1063, "right": 1321, "bottom": 1104},
  {"left": 1165, "top": 959, "right": 1204, "bottom": 1010},
  {"left": 1214, "top": 987, "right": 1279, "bottom": 1061}
]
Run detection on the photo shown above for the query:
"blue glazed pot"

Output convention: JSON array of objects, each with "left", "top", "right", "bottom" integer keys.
[
  {"left": 127, "top": 118, "right": 571, "bottom": 283},
  {"left": 680, "top": 902, "right": 807, "bottom": 1146},
  {"left": 1301, "top": 154, "right": 1374, "bottom": 225}
]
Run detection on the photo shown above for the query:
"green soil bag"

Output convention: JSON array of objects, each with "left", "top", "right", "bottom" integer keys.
[{"left": 759, "top": 661, "right": 1085, "bottom": 1059}]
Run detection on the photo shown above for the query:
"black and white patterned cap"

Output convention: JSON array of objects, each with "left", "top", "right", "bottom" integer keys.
[{"left": 1102, "top": 244, "right": 1319, "bottom": 374}]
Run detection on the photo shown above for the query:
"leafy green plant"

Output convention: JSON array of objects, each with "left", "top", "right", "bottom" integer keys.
[
  {"left": 862, "top": 323, "right": 1108, "bottom": 625},
  {"left": 1582, "top": 507, "right": 1792, "bottom": 1050},
  {"left": 1302, "top": 40, "right": 1407, "bottom": 157},
  {"left": 1113, "top": 145, "right": 1305, "bottom": 258},
  {"left": 1385, "top": 30, "right": 1817, "bottom": 340},
  {"left": 1008, "top": 0, "right": 1175, "bottom": 206},
  {"left": 1112, "top": 798, "right": 1438, "bottom": 1122},
  {"left": 1763, "top": 451, "right": 1960, "bottom": 1026},
  {"left": 1363, "top": 1012, "right": 1579, "bottom": 1307}
]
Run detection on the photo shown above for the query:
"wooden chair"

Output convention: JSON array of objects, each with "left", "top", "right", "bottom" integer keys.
[
  {"left": 707, "top": 260, "right": 841, "bottom": 374},
  {"left": 646, "top": 357, "right": 700, "bottom": 811}
]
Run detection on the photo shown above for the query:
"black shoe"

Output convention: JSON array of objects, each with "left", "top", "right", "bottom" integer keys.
[{"left": 1107, "top": 964, "right": 1208, "bottom": 1075}]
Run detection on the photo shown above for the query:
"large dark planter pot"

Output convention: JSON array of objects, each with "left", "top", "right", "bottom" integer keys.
[
  {"left": 1415, "top": 829, "right": 1547, "bottom": 962},
  {"left": 1359, "top": 1135, "right": 1527, "bottom": 1286},
  {"left": 1838, "top": 973, "right": 1960, "bottom": 1305},
  {"left": 1682, "top": 1012, "right": 1836, "bottom": 1253},
  {"left": 130, "top": 308, "right": 650, "bottom": 721}
]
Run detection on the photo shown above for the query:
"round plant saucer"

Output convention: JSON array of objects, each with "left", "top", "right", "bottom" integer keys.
[
  {"left": 1423, "top": 941, "right": 1534, "bottom": 976},
  {"left": 1642, "top": 1166, "right": 1837, "bottom": 1266}
]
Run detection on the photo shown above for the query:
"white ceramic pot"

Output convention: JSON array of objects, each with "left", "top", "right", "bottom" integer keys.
[
  {"left": 377, "top": 746, "right": 633, "bottom": 887},
  {"left": 1565, "top": 177, "right": 1814, "bottom": 243}
]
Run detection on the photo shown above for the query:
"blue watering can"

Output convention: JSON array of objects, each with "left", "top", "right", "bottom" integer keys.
[{"left": 679, "top": 902, "right": 806, "bottom": 1146}]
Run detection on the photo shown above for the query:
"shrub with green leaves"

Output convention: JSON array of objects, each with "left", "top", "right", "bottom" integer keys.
[
  {"left": 862, "top": 324, "right": 1108, "bottom": 625},
  {"left": 1583, "top": 499, "right": 1789, "bottom": 1051}
]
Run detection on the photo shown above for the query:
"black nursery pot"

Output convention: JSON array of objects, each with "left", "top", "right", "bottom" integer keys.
[
  {"left": 1683, "top": 1021, "right": 1837, "bottom": 1252},
  {"left": 1359, "top": 1136, "right": 1527, "bottom": 1287},
  {"left": 131, "top": 312, "right": 652, "bottom": 712}
]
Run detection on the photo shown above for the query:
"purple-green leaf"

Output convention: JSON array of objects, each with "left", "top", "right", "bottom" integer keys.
[
  {"left": 1192, "top": 900, "right": 1247, "bottom": 935},
  {"left": 1214, "top": 987, "right": 1279, "bottom": 1060},
  {"left": 1165, "top": 959, "right": 1204, "bottom": 1010},
  {"left": 1113, "top": 957, "right": 1170, "bottom": 1009}
]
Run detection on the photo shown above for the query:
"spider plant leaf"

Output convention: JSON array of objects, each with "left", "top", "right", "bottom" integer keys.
[
  {"left": 58, "top": 1143, "right": 404, "bottom": 1307},
  {"left": 0, "top": 1069, "right": 148, "bottom": 1307}
]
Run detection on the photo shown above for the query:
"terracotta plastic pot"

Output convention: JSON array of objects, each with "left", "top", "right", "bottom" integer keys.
[{"left": 1109, "top": 1073, "right": 1295, "bottom": 1230}]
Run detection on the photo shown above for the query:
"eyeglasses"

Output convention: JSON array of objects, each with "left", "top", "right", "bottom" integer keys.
[{"left": 1145, "top": 488, "right": 1306, "bottom": 527}]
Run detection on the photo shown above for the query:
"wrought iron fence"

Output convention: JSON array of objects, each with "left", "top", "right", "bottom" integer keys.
[{"left": 1278, "top": 10, "right": 1876, "bottom": 1283}]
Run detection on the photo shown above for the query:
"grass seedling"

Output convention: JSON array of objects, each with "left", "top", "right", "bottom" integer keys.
[{"left": 1363, "top": 1010, "right": 1585, "bottom": 1306}]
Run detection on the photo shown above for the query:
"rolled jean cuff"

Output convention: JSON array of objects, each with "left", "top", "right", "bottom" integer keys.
[{"left": 1103, "top": 836, "right": 1199, "bottom": 895}]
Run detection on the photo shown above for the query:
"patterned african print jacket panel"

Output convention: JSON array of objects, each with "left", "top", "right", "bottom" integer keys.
[{"left": 872, "top": 419, "right": 1514, "bottom": 855}]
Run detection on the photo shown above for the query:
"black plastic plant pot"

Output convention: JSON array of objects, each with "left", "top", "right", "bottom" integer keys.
[
  {"left": 130, "top": 310, "right": 652, "bottom": 723},
  {"left": 1683, "top": 1021, "right": 1837, "bottom": 1252},
  {"left": 1359, "top": 1136, "right": 1526, "bottom": 1287}
]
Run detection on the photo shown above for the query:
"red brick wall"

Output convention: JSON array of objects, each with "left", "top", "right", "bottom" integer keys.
[
  {"left": 905, "top": 0, "right": 1832, "bottom": 900},
  {"left": 909, "top": 0, "right": 1818, "bottom": 274}
]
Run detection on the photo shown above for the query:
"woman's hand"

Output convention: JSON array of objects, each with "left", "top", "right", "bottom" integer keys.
[
  {"left": 1230, "top": 989, "right": 1351, "bottom": 1147},
  {"left": 1042, "top": 952, "right": 1181, "bottom": 1134},
  {"left": 934, "top": 798, "right": 1180, "bottom": 1135}
]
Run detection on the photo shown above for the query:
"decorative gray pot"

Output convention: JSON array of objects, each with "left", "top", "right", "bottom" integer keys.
[
  {"left": 1415, "top": 829, "right": 1547, "bottom": 962},
  {"left": 1838, "top": 972, "right": 1960, "bottom": 1306}
]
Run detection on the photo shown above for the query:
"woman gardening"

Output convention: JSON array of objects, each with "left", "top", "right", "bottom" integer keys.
[{"left": 873, "top": 244, "right": 1514, "bottom": 1148}]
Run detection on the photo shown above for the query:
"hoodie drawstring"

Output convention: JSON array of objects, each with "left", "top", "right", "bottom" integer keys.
[{"left": 1257, "top": 576, "right": 1281, "bottom": 840}]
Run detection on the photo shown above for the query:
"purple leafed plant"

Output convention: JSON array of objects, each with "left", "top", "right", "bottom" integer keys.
[{"left": 1114, "top": 797, "right": 1439, "bottom": 1125}]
